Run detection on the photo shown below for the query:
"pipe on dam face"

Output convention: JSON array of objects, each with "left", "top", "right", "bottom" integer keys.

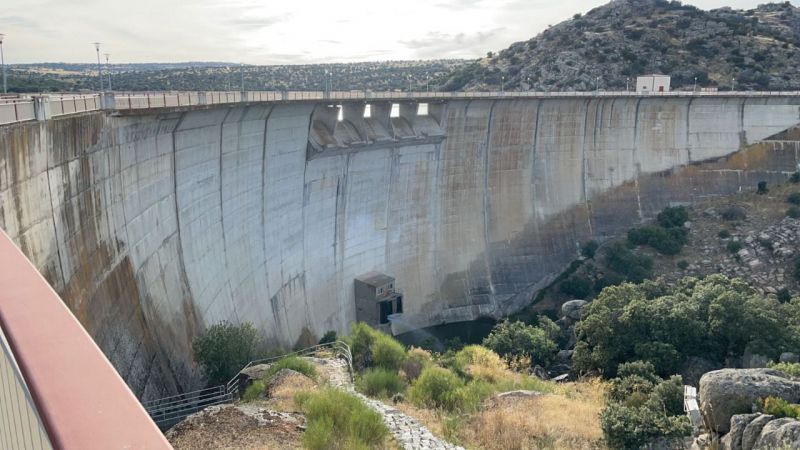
[{"left": 0, "top": 96, "right": 798, "bottom": 398}]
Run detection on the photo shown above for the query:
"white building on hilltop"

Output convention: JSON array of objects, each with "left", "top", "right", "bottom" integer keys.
[{"left": 637, "top": 74, "right": 671, "bottom": 93}]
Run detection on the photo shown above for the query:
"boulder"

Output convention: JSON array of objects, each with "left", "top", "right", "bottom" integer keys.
[
  {"left": 266, "top": 368, "right": 315, "bottom": 397},
  {"left": 561, "top": 300, "right": 588, "bottom": 320},
  {"left": 781, "top": 352, "right": 800, "bottom": 364},
  {"left": 753, "top": 417, "right": 799, "bottom": 450},
  {"left": 720, "top": 414, "right": 759, "bottom": 450},
  {"left": 754, "top": 419, "right": 800, "bottom": 450},
  {"left": 236, "top": 364, "right": 272, "bottom": 391},
  {"left": 699, "top": 369, "right": 800, "bottom": 433},
  {"left": 742, "top": 414, "right": 774, "bottom": 450}
]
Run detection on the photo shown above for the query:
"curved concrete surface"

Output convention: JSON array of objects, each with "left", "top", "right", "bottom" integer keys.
[{"left": 0, "top": 96, "right": 798, "bottom": 398}]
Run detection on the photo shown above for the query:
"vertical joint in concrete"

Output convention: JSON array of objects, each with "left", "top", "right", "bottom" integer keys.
[{"left": 32, "top": 96, "right": 51, "bottom": 121}]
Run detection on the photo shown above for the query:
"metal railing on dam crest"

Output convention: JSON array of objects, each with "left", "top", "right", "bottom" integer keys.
[{"left": 2, "top": 89, "right": 800, "bottom": 126}]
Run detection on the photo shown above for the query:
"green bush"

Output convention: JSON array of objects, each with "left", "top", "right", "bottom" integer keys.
[
  {"left": 721, "top": 206, "right": 747, "bottom": 221},
  {"left": 757, "top": 181, "right": 769, "bottom": 194},
  {"left": 761, "top": 396, "right": 800, "bottom": 419},
  {"left": 581, "top": 240, "right": 599, "bottom": 258},
  {"left": 482, "top": 321, "right": 557, "bottom": 365},
  {"left": 656, "top": 206, "right": 689, "bottom": 228},
  {"left": 787, "top": 207, "right": 800, "bottom": 219},
  {"left": 601, "top": 367, "right": 692, "bottom": 449},
  {"left": 193, "top": 321, "right": 261, "bottom": 385},
  {"left": 242, "top": 380, "right": 266, "bottom": 402},
  {"left": 296, "top": 388, "right": 388, "bottom": 450},
  {"left": 372, "top": 334, "right": 407, "bottom": 370},
  {"left": 727, "top": 240, "right": 743, "bottom": 254},
  {"left": 349, "top": 322, "right": 407, "bottom": 371},
  {"left": 603, "top": 242, "right": 654, "bottom": 283},
  {"left": 768, "top": 362, "right": 800, "bottom": 377},
  {"left": 408, "top": 366, "right": 465, "bottom": 410},
  {"left": 791, "top": 172, "right": 800, "bottom": 183},
  {"left": 265, "top": 356, "right": 317, "bottom": 380},
  {"left": 356, "top": 368, "right": 406, "bottom": 398},
  {"left": 718, "top": 229, "right": 731, "bottom": 239},
  {"left": 628, "top": 225, "right": 687, "bottom": 255},
  {"left": 777, "top": 288, "right": 792, "bottom": 304},
  {"left": 319, "top": 330, "right": 338, "bottom": 344},
  {"left": 677, "top": 260, "right": 689, "bottom": 270},
  {"left": 574, "top": 275, "right": 795, "bottom": 378},
  {"left": 787, "top": 193, "right": 800, "bottom": 205},
  {"left": 794, "top": 256, "right": 800, "bottom": 281},
  {"left": 560, "top": 274, "right": 592, "bottom": 298}
]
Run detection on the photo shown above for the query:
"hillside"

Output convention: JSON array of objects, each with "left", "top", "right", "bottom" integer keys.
[
  {"left": 440, "top": 0, "right": 800, "bottom": 91},
  {"left": 4, "top": 60, "right": 466, "bottom": 93}
]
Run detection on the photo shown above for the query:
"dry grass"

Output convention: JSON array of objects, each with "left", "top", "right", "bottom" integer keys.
[{"left": 461, "top": 379, "right": 607, "bottom": 450}]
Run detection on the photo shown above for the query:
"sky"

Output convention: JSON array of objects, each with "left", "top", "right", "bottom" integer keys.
[{"left": 0, "top": 0, "right": 797, "bottom": 65}]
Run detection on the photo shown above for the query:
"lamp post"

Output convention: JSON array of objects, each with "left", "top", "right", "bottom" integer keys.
[
  {"left": 501, "top": 75, "right": 505, "bottom": 93},
  {"left": 732, "top": 77, "right": 736, "bottom": 91},
  {"left": 0, "top": 33, "right": 6, "bottom": 94},
  {"left": 693, "top": 77, "right": 697, "bottom": 92},
  {"left": 595, "top": 76, "right": 600, "bottom": 92},
  {"left": 240, "top": 63, "right": 244, "bottom": 92},
  {"left": 626, "top": 77, "right": 630, "bottom": 92},
  {"left": 426, "top": 73, "right": 430, "bottom": 92},
  {"left": 407, "top": 74, "right": 412, "bottom": 92},
  {"left": 104, "top": 53, "right": 112, "bottom": 91},
  {"left": 92, "top": 42, "right": 103, "bottom": 91}
]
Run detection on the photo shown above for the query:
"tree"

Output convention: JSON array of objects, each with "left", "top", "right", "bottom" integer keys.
[
  {"left": 193, "top": 321, "right": 261, "bottom": 385},
  {"left": 482, "top": 320, "right": 557, "bottom": 365}
]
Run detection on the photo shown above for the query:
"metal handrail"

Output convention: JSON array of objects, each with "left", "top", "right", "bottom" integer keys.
[{"left": 142, "top": 340, "right": 353, "bottom": 428}]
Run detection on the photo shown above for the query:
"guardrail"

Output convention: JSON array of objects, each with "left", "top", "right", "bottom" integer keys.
[
  {"left": 0, "top": 229, "right": 171, "bottom": 449},
  {"left": 142, "top": 340, "right": 353, "bottom": 430},
  {"left": 1, "top": 89, "right": 800, "bottom": 126}
]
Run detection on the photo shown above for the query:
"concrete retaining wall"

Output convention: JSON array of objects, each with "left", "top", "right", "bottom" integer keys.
[{"left": 0, "top": 96, "right": 798, "bottom": 398}]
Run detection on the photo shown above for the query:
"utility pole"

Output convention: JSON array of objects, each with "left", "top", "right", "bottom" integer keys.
[
  {"left": 0, "top": 33, "right": 6, "bottom": 94},
  {"left": 93, "top": 42, "right": 103, "bottom": 91},
  {"left": 105, "top": 53, "right": 112, "bottom": 91}
]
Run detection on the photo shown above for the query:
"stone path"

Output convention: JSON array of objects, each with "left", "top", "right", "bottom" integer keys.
[{"left": 315, "top": 357, "right": 464, "bottom": 450}]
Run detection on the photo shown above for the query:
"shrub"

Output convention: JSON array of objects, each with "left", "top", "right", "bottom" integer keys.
[
  {"left": 349, "top": 322, "right": 407, "bottom": 371},
  {"left": 677, "top": 260, "right": 689, "bottom": 270},
  {"left": 603, "top": 242, "right": 653, "bottom": 283},
  {"left": 757, "top": 181, "right": 769, "bottom": 194},
  {"left": 242, "top": 380, "right": 266, "bottom": 402},
  {"left": 297, "top": 388, "right": 389, "bottom": 449},
  {"left": 537, "top": 315, "right": 563, "bottom": 343},
  {"left": 757, "top": 237, "right": 774, "bottom": 251},
  {"left": 400, "top": 347, "right": 432, "bottom": 382},
  {"left": 718, "top": 229, "right": 731, "bottom": 239},
  {"left": 787, "top": 207, "right": 800, "bottom": 219},
  {"left": 265, "top": 356, "right": 317, "bottom": 380},
  {"left": 408, "top": 366, "right": 466, "bottom": 411},
  {"left": 777, "top": 288, "right": 792, "bottom": 304},
  {"left": 600, "top": 403, "right": 691, "bottom": 449},
  {"left": 372, "top": 333, "right": 407, "bottom": 370},
  {"left": 721, "top": 205, "right": 747, "bottom": 221},
  {"left": 356, "top": 368, "right": 406, "bottom": 398},
  {"left": 628, "top": 226, "right": 687, "bottom": 255},
  {"left": 727, "top": 240, "right": 743, "bottom": 254},
  {"left": 768, "top": 362, "right": 800, "bottom": 377},
  {"left": 656, "top": 206, "right": 688, "bottom": 228},
  {"left": 483, "top": 321, "right": 557, "bottom": 366},
  {"left": 791, "top": 172, "right": 800, "bottom": 183},
  {"left": 581, "top": 240, "right": 599, "bottom": 258},
  {"left": 452, "top": 345, "right": 508, "bottom": 382},
  {"left": 193, "top": 321, "right": 261, "bottom": 385},
  {"left": 319, "top": 330, "right": 338, "bottom": 344},
  {"left": 761, "top": 396, "right": 800, "bottom": 419},
  {"left": 560, "top": 274, "right": 592, "bottom": 298},
  {"left": 787, "top": 193, "right": 800, "bottom": 205}
]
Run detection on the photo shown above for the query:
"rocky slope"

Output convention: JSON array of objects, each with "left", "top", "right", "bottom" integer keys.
[{"left": 440, "top": 0, "right": 800, "bottom": 91}]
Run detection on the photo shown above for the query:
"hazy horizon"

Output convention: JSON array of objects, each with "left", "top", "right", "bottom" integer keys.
[{"left": 1, "top": 0, "right": 797, "bottom": 65}]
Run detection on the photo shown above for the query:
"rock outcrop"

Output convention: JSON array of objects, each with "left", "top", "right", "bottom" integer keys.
[
  {"left": 717, "top": 413, "right": 800, "bottom": 450},
  {"left": 699, "top": 369, "right": 800, "bottom": 433}
]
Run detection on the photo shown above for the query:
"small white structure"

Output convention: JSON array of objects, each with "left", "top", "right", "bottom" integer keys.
[{"left": 637, "top": 74, "right": 671, "bottom": 93}]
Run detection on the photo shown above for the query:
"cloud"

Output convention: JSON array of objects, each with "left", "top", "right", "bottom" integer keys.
[
  {"left": 400, "top": 28, "right": 507, "bottom": 59},
  {"left": 0, "top": 16, "right": 39, "bottom": 29},
  {"left": 225, "top": 13, "right": 292, "bottom": 30}
]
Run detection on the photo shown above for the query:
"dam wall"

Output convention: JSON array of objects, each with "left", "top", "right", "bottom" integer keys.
[{"left": 0, "top": 95, "right": 798, "bottom": 399}]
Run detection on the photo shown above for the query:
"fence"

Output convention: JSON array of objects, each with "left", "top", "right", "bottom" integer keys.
[
  {"left": 142, "top": 340, "right": 353, "bottom": 430},
  {"left": 2, "top": 90, "right": 800, "bottom": 126}
]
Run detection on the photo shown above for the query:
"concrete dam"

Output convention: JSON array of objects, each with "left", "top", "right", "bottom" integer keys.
[{"left": 1, "top": 93, "right": 799, "bottom": 399}]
